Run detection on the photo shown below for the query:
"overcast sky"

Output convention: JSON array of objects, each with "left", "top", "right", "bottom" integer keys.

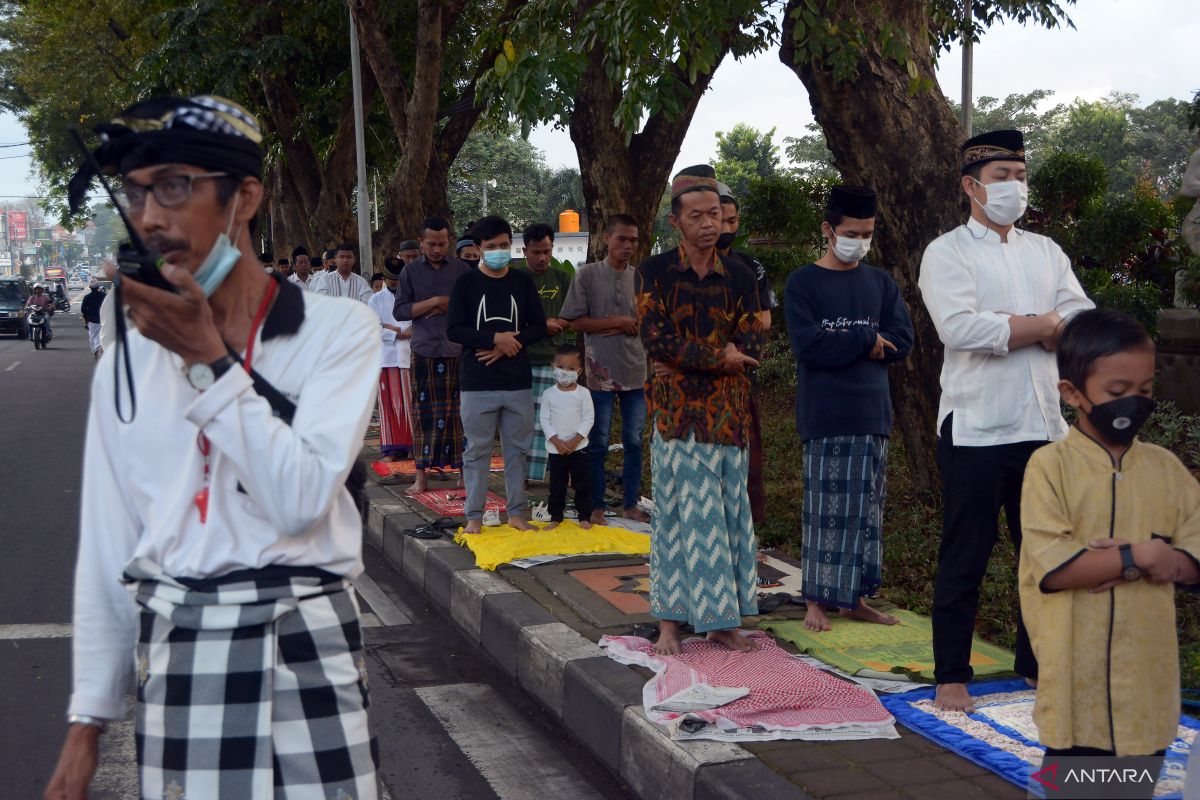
[{"left": 0, "top": 0, "right": 1195, "bottom": 204}]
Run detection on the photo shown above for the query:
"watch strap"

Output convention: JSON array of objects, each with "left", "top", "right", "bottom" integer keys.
[
  {"left": 209, "top": 354, "right": 237, "bottom": 380},
  {"left": 1119, "top": 543, "right": 1136, "bottom": 570},
  {"left": 66, "top": 714, "right": 109, "bottom": 732}
]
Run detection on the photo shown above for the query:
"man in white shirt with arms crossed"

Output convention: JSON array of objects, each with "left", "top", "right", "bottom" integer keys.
[
  {"left": 47, "top": 95, "right": 380, "bottom": 799},
  {"left": 919, "top": 129, "right": 1093, "bottom": 713}
]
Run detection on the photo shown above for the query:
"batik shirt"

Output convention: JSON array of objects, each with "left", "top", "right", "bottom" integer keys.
[{"left": 636, "top": 247, "right": 762, "bottom": 448}]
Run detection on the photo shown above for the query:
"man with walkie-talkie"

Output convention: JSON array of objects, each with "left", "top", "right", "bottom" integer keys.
[{"left": 46, "top": 95, "right": 381, "bottom": 800}]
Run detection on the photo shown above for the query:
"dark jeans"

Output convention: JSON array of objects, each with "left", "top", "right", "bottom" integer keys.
[
  {"left": 932, "top": 413, "right": 1045, "bottom": 684},
  {"left": 548, "top": 449, "right": 593, "bottom": 522},
  {"left": 588, "top": 388, "right": 647, "bottom": 511},
  {"left": 1038, "top": 747, "right": 1164, "bottom": 799}
]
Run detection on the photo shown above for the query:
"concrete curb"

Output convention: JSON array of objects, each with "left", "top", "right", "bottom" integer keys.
[{"left": 357, "top": 488, "right": 813, "bottom": 800}]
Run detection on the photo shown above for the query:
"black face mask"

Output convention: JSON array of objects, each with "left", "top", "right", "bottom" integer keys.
[
  {"left": 1084, "top": 394, "right": 1156, "bottom": 446},
  {"left": 464, "top": 258, "right": 480, "bottom": 268},
  {"left": 715, "top": 232, "right": 735, "bottom": 251}
]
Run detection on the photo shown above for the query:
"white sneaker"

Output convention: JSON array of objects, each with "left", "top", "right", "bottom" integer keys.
[
  {"left": 531, "top": 502, "right": 552, "bottom": 523},
  {"left": 637, "top": 495, "right": 655, "bottom": 516},
  {"left": 482, "top": 509, "right": 502, "bottom": 527}
]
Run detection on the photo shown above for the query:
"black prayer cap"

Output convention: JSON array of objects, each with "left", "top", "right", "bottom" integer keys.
[
  {"left": 961, "top": 129, "right": 1025, "bottom": 175},
  {"left": 827, "top": 185, "right": 877, "bottom": 219},
  {"left": 68, "top": 95, "right": 264, "bottom": 213},
  {"left": 382, "top": 257, "right": 404, "bottom": 280},
  {"left": 398, "top": 239, "right": 420, "bottom": 252}
]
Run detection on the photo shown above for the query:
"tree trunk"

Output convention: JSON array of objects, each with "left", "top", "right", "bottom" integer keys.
[
  {"left": 780, "top": 0, "right": 959, "bottom": 497},
  {"left": 569, "top": 35, "right": 729, "bottom": 263}
]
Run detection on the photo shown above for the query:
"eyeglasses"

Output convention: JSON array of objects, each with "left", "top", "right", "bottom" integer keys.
[{"left": 118, "top": 172, "right": 229, "bottom": 212}]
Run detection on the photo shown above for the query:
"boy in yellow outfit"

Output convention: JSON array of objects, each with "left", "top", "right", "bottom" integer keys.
[{"left": 1020, "top": 309, "right": 1200, "bottom": 797}]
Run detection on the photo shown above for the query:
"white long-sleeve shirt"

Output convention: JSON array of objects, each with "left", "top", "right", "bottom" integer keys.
[
  {"left": 918, "top": 217, "right": 1094, "bottom": 447},
  {"left": 310, "top": 269, "right": 373, "bottom": 303},
  {"left": 539, "top": 383, "right": 594, "bottom": 453},
  {"left": 70, "top": 278, "right": 380, "bottom": 720},
  {"left": 367, "top": 287, "right": 412, "bottom": 369}
]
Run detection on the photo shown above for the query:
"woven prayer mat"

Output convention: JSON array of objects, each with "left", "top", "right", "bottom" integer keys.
[
  {"left": 569, "top": 564, "right": 651, "bottom": 614},
  {"left": 880, "top": 679, "right": 1198, "bottom": 798},
  {"left": 370, "top": 456, "right": 503, "bottom": 477},
  {"left": 454, "top": 521, "right": 650, "bottom": 571},
  {"left": 410, "top": 489, "right": 506, "bottom": 517},
  {"left": 601, "top": 631, "right": 897, "bottom": 742},
  {"left": 759, "top": 609, "right": 1015, "bottom": 682}
]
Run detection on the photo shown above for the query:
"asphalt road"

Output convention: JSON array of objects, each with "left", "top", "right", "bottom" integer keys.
[{"left": 0, "top": 299, "right": 631, "bottom": 799}]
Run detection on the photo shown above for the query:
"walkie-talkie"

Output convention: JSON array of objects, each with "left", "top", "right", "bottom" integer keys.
[{"left": 69, "top": 128, "right": 177, "bottom": 293}]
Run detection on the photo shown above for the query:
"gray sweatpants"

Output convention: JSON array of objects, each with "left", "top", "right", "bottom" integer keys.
[{"left": 460, "top": 389, "right": 533, "bottom": 521}]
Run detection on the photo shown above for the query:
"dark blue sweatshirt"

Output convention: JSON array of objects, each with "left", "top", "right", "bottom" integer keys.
[{"left": 784, "top": 262, "right": 914, "bottom": 442}]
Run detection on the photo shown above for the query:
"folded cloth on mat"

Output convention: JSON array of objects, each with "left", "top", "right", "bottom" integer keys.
[
  {"left": 760, "top": 609, "right": 1015, "bottom": 682},
  {"left": 370, "top": 456, "right": 504, "bottom": 477},
  {"left": 880, "top": 680, "right": 1199, "bottom": 799},
  {"left": 600, "top": 632, "right": 897, "bottom": 742},
  {"left": 454, "top": 521, "right": 650, "bottom": 571}
]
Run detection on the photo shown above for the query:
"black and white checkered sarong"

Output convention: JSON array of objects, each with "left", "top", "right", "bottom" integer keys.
[{"left": 123, "top": 557, "right": 378, "bottom": 799}]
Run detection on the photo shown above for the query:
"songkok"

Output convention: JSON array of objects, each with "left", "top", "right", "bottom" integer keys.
[
  {"left": 961, "top": 129, "right": 1025, "bottom": 175},
  {"left": 68, "top": 95, "right": 264, "bottom": 213},
  {"left": 369, "top": 272, "right": 386, "bottom": 284},
  {"left": 399, "top": 240, "right": 420, "bottom": 252},
  {"left": 671, "top": 164, "right": 719, "bottom": 200},
  {"left": 382, "top": 257, "right": 404, "bottom": 280},
  {"left": 455, "top": 238, "right": 475, "bottom": 253},
  {"left": 715, "top": 181, "right": 736, "bottom": 203},
  {"left": 827, "top": 185, "right": 877, "bottom": 219}
]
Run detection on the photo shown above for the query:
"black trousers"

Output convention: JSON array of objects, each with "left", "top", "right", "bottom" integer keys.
[
  {"left": 548, "top": 449, "right": 593, "bottom": 522},
  {"left": 932, "top": 413, "right": 1045, "bottom": 684}
]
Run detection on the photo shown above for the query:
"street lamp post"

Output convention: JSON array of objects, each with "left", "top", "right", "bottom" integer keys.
[
  {"left": 482, "top": 178, "right": 497, "bottom": 214},
  {"left": 349, "top": 8, "right": 373, "bottom": 276},
  {"left": 961, "top": 4, "right": 973, "bottom": 136}
]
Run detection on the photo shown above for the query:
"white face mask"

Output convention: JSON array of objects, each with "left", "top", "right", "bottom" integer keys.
[
  {"left": 553, "top": 367, "right": 579, "bottom": 386},
  {"left": 832, "top": 235, "right": 871, "bottom": 264},
  {"left": 972, "top": 178, "right": 1028, "bottom": 226}
]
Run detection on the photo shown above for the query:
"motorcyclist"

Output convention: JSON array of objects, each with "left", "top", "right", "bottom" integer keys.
[{"left": 25, "top": 283, "right": 54, "bottom": 339}]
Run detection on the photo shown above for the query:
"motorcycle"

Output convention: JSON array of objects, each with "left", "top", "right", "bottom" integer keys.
[
  {"left": 27, "top": 307, "right": 52, "bottom": 350},
  {"left": 55, "top": 296, "right": 71, "bottom": 313}
]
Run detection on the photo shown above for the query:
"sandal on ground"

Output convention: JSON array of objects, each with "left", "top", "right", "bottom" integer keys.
[
  {"left": 402, "top": 525, "right": 441, "bottom": 540},
  {"left": 630, "top": 623, "right": 660, "bottom": 640},
  {"left": 755, "top": 592, "right": 792, "bottom": 613},
  {"left": 755, "top": 576, "right": 783, "bottom": 590}
]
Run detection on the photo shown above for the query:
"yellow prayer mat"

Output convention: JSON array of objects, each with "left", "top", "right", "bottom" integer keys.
[{"left": 453, "top": 521, "right": 650, "bottom": 571}]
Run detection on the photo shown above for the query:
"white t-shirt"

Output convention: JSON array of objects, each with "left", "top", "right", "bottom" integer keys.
[
  {"left": 538, "top": 383, "right": 594, "bottom": 454},
  {"left": 368, "top": 287, "right": 411, "bottom": 369}
]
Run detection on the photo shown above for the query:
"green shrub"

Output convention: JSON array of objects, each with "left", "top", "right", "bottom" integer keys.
[{"left": 1031, "top": 151, "right": 1108, "bottom": 219}]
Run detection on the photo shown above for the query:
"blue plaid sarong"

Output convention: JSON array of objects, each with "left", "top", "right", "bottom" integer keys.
[
  {"left": 801, "top": 435, "right": 888, "bottom": 609},
  {"left": 527, "top": 365, "right": 556, "bottom": 481}
]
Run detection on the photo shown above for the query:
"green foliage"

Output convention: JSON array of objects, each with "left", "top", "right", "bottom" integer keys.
[
  {"left": 782, "top": 122, "right": 838, "bottom": 180},
  {"left": 539, "top": 168, "right": 585, "bottom": 229},
  {"left": 712, "top": 123, "right": 779, "bottom": 198},
  {"left": 1188, "top": 90, "right": 1200, "bottom": 133},
  {"left": 478, "top": 0, "right": 778, "bottom": 135},
  {"left": 1029, "top": 151, "right": 1107, "bottom": 218},
  {"left": 1076, "top": 267, "right": 1165, "bottom": 335},
  {"left": 448, "top": 122, "right": 549, "bottom": 227},
  {"left": 947, "top": 90, "right": 1066, "bottom": 173},
  {"left": 739, "top": 173, "right": 833, "bottom": 249}
]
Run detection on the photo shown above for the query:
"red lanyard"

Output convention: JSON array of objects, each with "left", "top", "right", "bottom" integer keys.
[{"left": 194, "top": 278, "right": 279, "bottom": 523}]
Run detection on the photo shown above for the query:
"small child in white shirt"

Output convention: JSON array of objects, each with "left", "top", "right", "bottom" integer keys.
[{"left": 539, "top": 345, "right": 595, "bottom": 529}]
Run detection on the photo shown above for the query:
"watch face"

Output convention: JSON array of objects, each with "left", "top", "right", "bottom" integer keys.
[
  {"left": 187, "top": 362, "right": 216, "bottom": 391},
  {"left": 1122, "top": 566, "right": 1142, "bottom": 582}
]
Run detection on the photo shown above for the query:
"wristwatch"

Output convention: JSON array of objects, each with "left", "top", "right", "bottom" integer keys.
[
  {"left": 1118, "top": 543, "right": 1142, "bottom": 582},
  {"left": 186, "top": 355, "right": 237, "bottom": 391},
  {"left": 66, "top": 714, "right": 109, "bottom": 732}
]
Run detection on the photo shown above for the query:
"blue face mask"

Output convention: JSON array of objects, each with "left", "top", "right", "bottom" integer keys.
[
  {"left": 193, "top": 195, "right": 243, "bottom": 296},
  {"left": 482, "top": 250, "right": 511, "bottom": 271}
]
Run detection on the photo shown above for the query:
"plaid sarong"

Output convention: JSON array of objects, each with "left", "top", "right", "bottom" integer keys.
[
  {"left": 412, "top": 355, "right": 464, "bottom": 470},
  {"left": 801, "top": 435, "right": 888, "bottom": 610},
  {"left": 527, "top": 364, "right": 557, "bottom": 481},
  {"left": 378, "top": 366, "right": 413, "bottom": 457},
  {"left": 123, "top": 557, "right": 378, "bottom": 800}
]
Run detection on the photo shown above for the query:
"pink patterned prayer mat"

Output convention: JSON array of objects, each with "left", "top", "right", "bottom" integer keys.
[{"left": 600, "top": 631, "right": 897, "bottom": 741}]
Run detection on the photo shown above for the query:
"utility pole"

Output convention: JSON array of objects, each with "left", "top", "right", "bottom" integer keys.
[
  {"left": 482, "top": 178, "right": 496, "bottom": 214},
  {"left": 349, "top": 8, "right": 373, "bottom": 275},
  {"left": 961, "top": 3, "right": 974, "bottom": 136}
]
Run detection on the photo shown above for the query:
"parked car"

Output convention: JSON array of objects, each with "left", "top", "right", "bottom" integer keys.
[{"left": 0, "top": 277, "right": 31, "bottom": 338}]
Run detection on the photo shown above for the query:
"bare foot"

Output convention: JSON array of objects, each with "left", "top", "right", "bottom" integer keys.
[
  {"left": 589, "top": 509, "right": 606, "bottom": 525},
  {"left": 1025, "top": 677, "right": 1038, "bottom": 689},
  {"left": 404, "top": 471, "right": 428, "bottom": 496},
  {"left": 543, "top": 521, "right": 560, "bottom": 530},
  {"left": 934, "top": 683, "right": 976, "bottom": 713},
  {"left": 509, "top": 517, "right": 533, "bottom": 531},
  {"left": 622, "top": 506, "right": 651, "bottom": 523},
  {"left": 381, "top": 455, "right": 399, "bottom": 463},
  {"left": 654, "top": 620, "right": 683, "bottom": 655},
  {"left": 578, "top": 520, "right": 592, "bottom": 529},
  {"left": 839, "top": 599, "right": 899, "bottom": 626},
  {"left": 463, "top": 519, "right": 482, "bottom": 535},
  {"left": 804, "top": 603, "right": 833, "bottom": 632},
  {"left": 706, "top": 629, "right": 760, "bottom": 652}
]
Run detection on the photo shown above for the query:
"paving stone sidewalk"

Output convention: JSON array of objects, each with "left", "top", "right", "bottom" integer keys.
[{"left": 355, "top": 445, "right": 1024, "bottom": 800}]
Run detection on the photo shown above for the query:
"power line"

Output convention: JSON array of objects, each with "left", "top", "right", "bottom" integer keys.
[
  {"left": 0, "top": 142, "right": 30, "bottom": 148},
  {"left": 0, "top": 153, "right": 32, "bottom": 160}
]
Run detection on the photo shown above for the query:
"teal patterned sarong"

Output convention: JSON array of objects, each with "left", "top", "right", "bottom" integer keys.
[{"left": 649, "top": 432, "right": 758, "bottom": 632}]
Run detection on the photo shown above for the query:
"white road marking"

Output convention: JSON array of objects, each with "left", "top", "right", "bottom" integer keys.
[
  {"left": 0, "top": 623, "right": 72, "bottom": 639},
  {"left": 360, "top": 612, "right": 382, "bottom": 628},
  {"left": 4, "top": 361, "right": 18, "bottom": 372},
  {"left": 415, "top": 683, "right": 606, "bottom": 800},
  {"left": 353, "top": 573, "right": 413, "bottom": 627}
]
